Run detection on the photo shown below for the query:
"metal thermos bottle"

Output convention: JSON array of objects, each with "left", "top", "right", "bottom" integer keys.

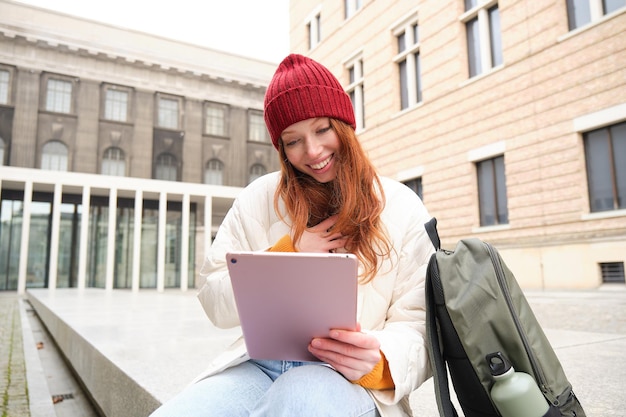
[{"left": 486, "top": 352, "right": 549, "bottom": 417}]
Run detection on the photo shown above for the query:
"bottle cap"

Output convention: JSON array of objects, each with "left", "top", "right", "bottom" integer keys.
[{"left": 486, "top": 351, "right": 513, "bottom": 376}]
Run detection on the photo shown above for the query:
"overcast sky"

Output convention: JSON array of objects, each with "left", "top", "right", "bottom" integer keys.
[{"left": 14, "top": 0, "right": 290, "bottom": 63}]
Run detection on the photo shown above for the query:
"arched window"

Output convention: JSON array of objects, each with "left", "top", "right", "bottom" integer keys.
[
  {"left": 102, "top": 147, "right": 126, "bottom": 176},
  {"left": 155, "top": 153, "right": 177, "bottom": 181},
  {"left": 204, "top": 159, "right": 224, "bottom": 185},
  {"left": 248, "top": 163, "right": 267, "bottom": 184},
  {"left": 41, "top": 140, "right": 68, "bottom": 171}
]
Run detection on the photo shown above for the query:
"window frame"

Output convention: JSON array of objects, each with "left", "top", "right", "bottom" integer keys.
[
  {"left": 248, "top": 110, "right": 269, "bottom": 143},
  {"left": 102, "top": 84, "right": 132, "bottom": 123},
  {"left": 392, "top": 11, "right": 422, "bottom": 111},
  {"left": 154, "top": 153, "right": 178, "bottom": 181},
  {"left": 204, "top": 102, "right": 229, "bottom": 137},
  {"left": 459, "top": 0, "right": 503, "bottom": 78},
  {"left": 204, "top": 158, "right": 224, "bottom": 185},
  {"left": 155, "top": 93, "right": 183, "bottom": 130},
  {"left": 41, "top": 140, "right": 69, "bottom": 171},
  {"left": 566, "top": 0, "right": 626, "bottom": 31},
  {"left": 344, "top": 51, "right": 365, "bottom": 131},
  {"left": 0, "top": 65, "right": 15, "bottom": 106},
  {"left": 248, "top": 163, "right": 267, "bottom": 184},
  {"left": 305, "top": 7, "right": 322, "bottom": 50},
  {"left": 101, "top": 146, "right": 126, "bottom": 177},
  {"left": 42, "top": 73, "right": 76, "bottom": 115},
  {"left": 344, "top": 0, "right": 363, "bottom": 20}
]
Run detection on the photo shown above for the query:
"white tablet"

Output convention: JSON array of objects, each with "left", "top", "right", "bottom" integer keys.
[{"left": 226, "top": 251, "right": 359, "bottom": 362}]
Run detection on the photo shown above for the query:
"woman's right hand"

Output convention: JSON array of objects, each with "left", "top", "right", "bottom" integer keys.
[{"left": 294, "top": 215, "right": 347, "bottom": 253}]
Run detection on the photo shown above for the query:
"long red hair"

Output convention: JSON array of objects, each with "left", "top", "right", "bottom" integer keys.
[{"left": 274, "top": 118, "right": 392, "bottom": 283}]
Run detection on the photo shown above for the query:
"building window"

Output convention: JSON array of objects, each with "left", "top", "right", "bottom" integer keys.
[
  {"left": 45, "top": 79, "right": 73, "bottom": 114},
  {"left": 476, "top": 155, "right": 508, "bottom": 226},
  {"left": 102, "top": 147, "right": 126, "bottom": 176},
  {"left": 205, "top": 103, "right": 228, "bottom": 136},
  {"left": 306, "top": 10, "right": 322, "bottom": 49},
  {"left": 157, "top": 95, "right": 181, "bottom": 129},
  {"left": 0, "top": 137, "right": 4, "bottom": 166},
  {"left": 41, "top": 140, "right": 69, "bottom": 171},
  {"left": 249, "top": 110, "right": 268, "bottom": 142},
  {"left": 249, "top": 163, "right": 267, "bottom": 184},
  {"left": 583, "top": 121, "right": 626, "bottom": 212},
  {"left": 204, "top": 159, "right": 224, "bottom": 185},
  {"left": 403, "top": 177, "right": 423, "bottom": 201},
  {"left": 600, "top": 262, "right": 625, "bottom": 283},
  {"left": 0, "top": 69, "right": 9, "bottom": 105},
  {"left": 345, "top": 54, "right": 364, "bottom": 130},
  {"left": 462, "top": 1, "right": 503, "bottom": 78},
  {"left": 155, "top": 153, "right": 178, "bottom": 181},
  {"left": 104, "top": 86, "right": 130, "bottom": 122},
  {"left": 345, "top": 0, "right": 363, "bottom": 19},
  {"left": 566, "top": 0, "right": 626, "bottom": 30},
  {"left": 393, "top": 13, "right": 422, "bottom": 110}
]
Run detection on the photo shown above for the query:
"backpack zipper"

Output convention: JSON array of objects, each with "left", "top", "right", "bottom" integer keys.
[{"left": 484, "top": 242, "right": 558, "bottom": 405}]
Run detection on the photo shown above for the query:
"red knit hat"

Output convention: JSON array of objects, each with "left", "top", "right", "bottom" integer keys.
[{"left": 264, "top": 54, "right": 356, "bottom": 149}]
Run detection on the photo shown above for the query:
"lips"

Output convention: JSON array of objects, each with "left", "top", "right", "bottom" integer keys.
[{"left": 310, "top": 154, "right": 333, "bottom": 170}]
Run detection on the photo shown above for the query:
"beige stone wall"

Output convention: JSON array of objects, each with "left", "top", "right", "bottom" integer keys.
[{"left": 290, "top": 0, "right": 626, "bottom": 288}]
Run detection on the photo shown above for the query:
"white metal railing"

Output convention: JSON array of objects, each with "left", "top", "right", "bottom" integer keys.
[{"left": 0, "top": 166, "right": 242, "bottom": 294}]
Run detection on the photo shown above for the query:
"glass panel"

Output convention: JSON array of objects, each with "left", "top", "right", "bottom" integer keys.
[
  {"left": 187, "top": 209, "right": 196, "bottom": 288},
  {"left": 156, "top": 154, "right": 177, "bottom": 181},
  {"left": 26, "top": 202, "right": 51, "bottom": 289},
  {"left": 46, "top": 79, "right": 72, "bottom": 113},
  {"left": 204, "top": 159, "right": 223, "bottom": 185},
  {"left": 415, "top": 52, "right": 422, "bottom": 103},
  {"left": 413, "top": 23, "right": 419, "bottom": 45},
  {"left": 114, "top": 205, "right": 134, "bottom": 288},
  {"left": 603, "top": 0, "right": 626, "bottom": 14},
  {"left": 399, "top": 60, "right": 408, "bottom": 110},
  {"left": 566, "top": 0, "right": 591, "bottom": 30},
  {"left": 0, "top": 70, "right": 9, "bottom": 105},
  {"left": 56, "top": 202, "right": 80, "bottom": 288},
  {"left": 206, "top": 105, "right": 225, "bottom": 136},
  {"left": 477, "top": 159, "right": 496, "bottom": 226},
  {"left": 41, "top": 141, "right": 68, "bottom": 171},
  {"left": 164, "top": 208, "right": 182, "bottom": 288},
  {"left": 105, "top": 89, "right": 128, "bottom": 122},
  {"left": 466, "top": 17, "right": 481, "bottom": 77},
  {"left": 611, "top": 123, "right": 626, "bottom": 209},
  {"left": 584, "top": 129, "right": 614, "bottom": 211},
  {"left": 0, "top": 200, "right": 23, "bottom": 291},
  {"left": 489, "top": 6, "right": 503, "bottom": 67},
  {"left": 158, "top": 98, "right": 179, "bottom": 129},
  {"left": 249, "top": 112, "right": 268, "bottom": 142},
  {"left": 88, "top": 204, "right": 108, "bottom": 287},
  {"left": 140, "top": 206, "right": 158, "bottom": 288},
  {"left": 465, "top": 0, "right": 479, "bottom": 11},
  {"left": 494, "top": 156, "right": 509, "bottom": 224},
  {"left": 397, "top": 31, "right": 406, "bottom": 53},
  {"left": 102, "top": 147, "right": 126, "bottom": 176}
]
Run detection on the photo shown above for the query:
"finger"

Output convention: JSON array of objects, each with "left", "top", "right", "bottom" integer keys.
[
  {"left": 314, "top": 215, "right": 338, "bottom": 232},
  {"left": 329, "top": 329, "right": 381, "bottom": 350}
]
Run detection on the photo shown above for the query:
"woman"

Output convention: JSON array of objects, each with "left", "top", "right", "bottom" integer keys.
[{"left": 150, "top": 54, "right": 434, "bottom": 417}]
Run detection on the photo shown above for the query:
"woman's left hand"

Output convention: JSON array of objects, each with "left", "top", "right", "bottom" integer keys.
[{"left": 308, "top": 323, "right": 381, "bottom": 381}]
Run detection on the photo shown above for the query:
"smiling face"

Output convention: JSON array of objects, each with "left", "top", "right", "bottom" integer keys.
[{"left": 280, "top": 117, "right": 340, "bottom": 183}]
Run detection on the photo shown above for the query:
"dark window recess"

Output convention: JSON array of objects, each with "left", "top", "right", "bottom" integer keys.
[{"left": 600, "top": 262, "right": 625, "bottom": 283}]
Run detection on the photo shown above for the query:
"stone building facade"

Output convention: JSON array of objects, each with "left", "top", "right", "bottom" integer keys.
[
  {"left": 0, "top": 0, "right": 280, "bottom": 291},
  {"left": 289, "top": 0, "right": 626, "bottom": 288}
]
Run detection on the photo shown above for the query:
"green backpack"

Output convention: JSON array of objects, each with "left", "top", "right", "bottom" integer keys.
[{"left": 424, "top": 218, "right": 585, "bottom": 417}]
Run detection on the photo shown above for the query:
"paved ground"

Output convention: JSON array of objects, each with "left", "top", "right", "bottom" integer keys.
[{"left": 3, "top": 286, "right": 626, "bottom": 417}]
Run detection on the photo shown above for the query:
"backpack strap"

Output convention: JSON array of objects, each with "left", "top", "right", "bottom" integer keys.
[
  {"left": 426, "top": 260, "right": 459, "bottom": 417},
  {"left": 424, "top": 217, "right": 440, "bottom": 250},
  {"left": 424, "top": 218, "right": 458, "bottom": 417}
]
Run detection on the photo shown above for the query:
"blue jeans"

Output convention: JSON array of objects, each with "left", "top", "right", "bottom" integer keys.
[{"left": 150, "top": 359, "right": 380, "bottom": 417}]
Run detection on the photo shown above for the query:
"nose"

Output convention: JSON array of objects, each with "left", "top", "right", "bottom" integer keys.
[{"left": 304, "top": 135, "right": 322, "bottom": 157}]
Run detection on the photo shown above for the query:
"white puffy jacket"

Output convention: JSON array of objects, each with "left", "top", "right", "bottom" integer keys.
[{"left": 195, "top": 172, "right": 434, "bottom": 417}]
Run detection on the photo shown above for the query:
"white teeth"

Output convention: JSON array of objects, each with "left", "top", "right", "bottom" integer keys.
[{"left": 311, "top": 155, "right": 331, "bottom": 170}]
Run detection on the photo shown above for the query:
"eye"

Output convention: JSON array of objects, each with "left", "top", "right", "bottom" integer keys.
[
  {"left": 283, "top": 138, "right": 300, "bottom": 147},
  {"left": 317, "top": 126, "right": 331, "bottom": 134}
]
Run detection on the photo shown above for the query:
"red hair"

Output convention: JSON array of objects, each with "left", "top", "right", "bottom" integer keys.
[{"left": 274, "top": 119, "right": 392, "bottom": 283}]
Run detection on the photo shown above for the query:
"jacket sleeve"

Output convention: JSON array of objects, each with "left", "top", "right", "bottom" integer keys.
[
  {"left": 367, "top": 181, "right": 435, "bottom": 405},
  {"left": 197, "top": 174, "right": 278, "bottom": 328}
]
